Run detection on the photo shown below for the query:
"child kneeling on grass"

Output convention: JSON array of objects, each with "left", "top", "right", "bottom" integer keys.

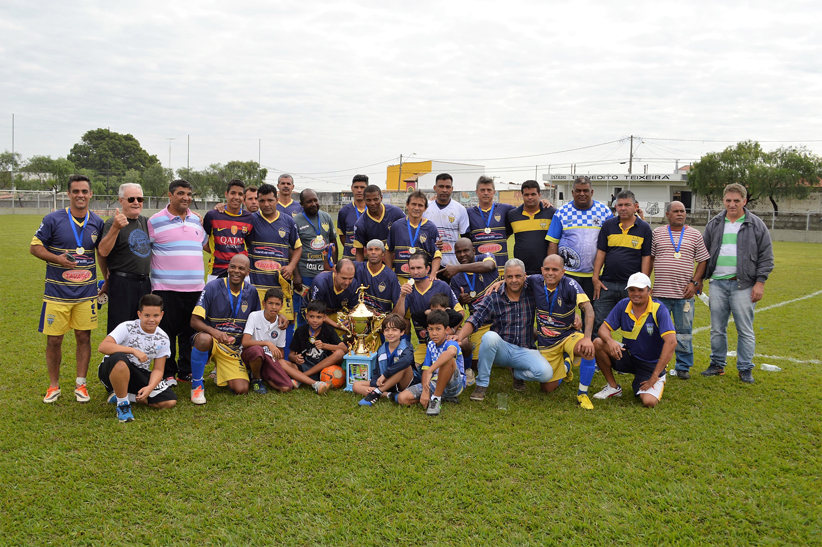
[
  {"left": 397, "top": 309, "right": 466, "bottom": 416},
  {"left": 353, "top": 313, "right": 417, "bottom": 406},
  {"left": 288, "top": 300, "right": 347, "bottom": 392},
  {"left": 97, "top": 294, "right": 177, "bottom": 423},
  {"left": 241, "top": 288, "right": 327, "bottom": 394}
]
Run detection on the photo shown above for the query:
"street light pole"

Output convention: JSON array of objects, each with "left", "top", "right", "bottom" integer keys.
[{"left": 166, "top": 138, "right": 175, "bottom": 178}]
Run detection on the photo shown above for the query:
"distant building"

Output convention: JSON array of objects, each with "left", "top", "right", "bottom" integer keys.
[{"left": 386, "top": 161, "right": 485, "bottom": 192}]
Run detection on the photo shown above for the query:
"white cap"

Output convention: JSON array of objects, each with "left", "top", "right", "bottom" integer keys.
[{"left": 626, "top": 272, "right": 652, "bottom": 289}]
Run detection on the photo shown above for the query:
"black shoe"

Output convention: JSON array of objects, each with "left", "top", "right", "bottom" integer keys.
[
  {"left": 676, "top": 370, "right": 691, "bottom": 380},
  {"left": 358, "top": 389, "right": 382, "bottom": 406},
  {"left": 739, "top": 370, "right": 755, "bottom": 384},
  {"left": 701, "top": 365, "right": 724, "bottom": 377},
  {"left": 177, "top": 374, "right": 193, "bottom": 383},
  {"left": 442, "top": 396, "right": 460, "bottom": 404},
  {"left": 512, "top": 379, "right": 526, "bottom": 392}
]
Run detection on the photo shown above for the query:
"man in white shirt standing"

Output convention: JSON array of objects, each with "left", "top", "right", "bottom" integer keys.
[{"left": 423, "top": 173, "right": 469, "bottom": 274}]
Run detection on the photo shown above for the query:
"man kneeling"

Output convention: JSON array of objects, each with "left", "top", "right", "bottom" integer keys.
[
  {"left": 98, "top": 294, "right": 177, "bottom": 422},
  {"left": 592, "top": 273, "right": 676, "bottom": 408}
]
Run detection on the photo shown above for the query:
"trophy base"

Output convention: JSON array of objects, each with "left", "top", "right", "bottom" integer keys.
[{"left": 343, "top": 351, "right": 378, "bottom": 392}]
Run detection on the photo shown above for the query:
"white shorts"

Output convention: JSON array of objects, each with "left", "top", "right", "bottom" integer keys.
[{"left": 636, "top": 374, "right": 666, "bottom": 401}]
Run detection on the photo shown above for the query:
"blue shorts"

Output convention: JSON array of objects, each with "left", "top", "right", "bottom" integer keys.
[{"left": 612, "top": 351, "right": 667, "bottom": 396}]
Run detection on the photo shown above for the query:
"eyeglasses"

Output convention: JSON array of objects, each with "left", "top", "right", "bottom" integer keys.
[{"left": 126, "top": 197, "right": 144, "bottom": 203}]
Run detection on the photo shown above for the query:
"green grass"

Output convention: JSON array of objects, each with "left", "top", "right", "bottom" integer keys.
[{"left": 1, "top": 215, "right": 820, "bottom": 546}]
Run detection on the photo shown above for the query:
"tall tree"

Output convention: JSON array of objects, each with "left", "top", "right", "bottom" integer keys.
[
  {"left": 688, "top": 141, "right": 822, "bottom": 214},
  {"left": 0, "top": 150, "right": 22, "bottom": 189},
  {"left": 67, "top": 128, "right": 160, "bottom": 178}
]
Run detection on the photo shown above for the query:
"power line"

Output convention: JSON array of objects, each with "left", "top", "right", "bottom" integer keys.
[{"left": 423, "top": 140, "right": 623, "bottom": 162}]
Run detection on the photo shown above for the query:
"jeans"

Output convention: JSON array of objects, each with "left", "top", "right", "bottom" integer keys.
[
  {"left": 657, "top": 297, "right": 695, "bottom": 372},
  {"left": 592, "top": 280, "right": 628, "bottom": 336},
  {"left": 293, "top": 276, "right": 315, "bottom": 328},
  {"left": 476, "top": 331, "right": 553, "bottom": 388},
  {"left": 708, "top": 279, "right": 756, "bottom": 372}
]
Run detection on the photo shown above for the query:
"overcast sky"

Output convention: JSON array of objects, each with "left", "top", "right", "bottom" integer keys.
[{"left": 2, "top": 0, "right": 821, "bottom": 190}]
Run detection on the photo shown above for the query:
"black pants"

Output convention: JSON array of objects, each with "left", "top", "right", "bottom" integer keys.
[
  {"left": 106, "top": 272, "right": 152, "bottom": 334},
  {"left": 153, "top": 290, "right": 200, "bottom": 379}
]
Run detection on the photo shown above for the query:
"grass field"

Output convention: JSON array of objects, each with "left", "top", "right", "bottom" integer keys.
[{"left": 1, "top": 214, "right": 820, "bottom": 546}]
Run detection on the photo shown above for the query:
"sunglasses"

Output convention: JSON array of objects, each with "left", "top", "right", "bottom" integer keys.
[{"left": 125, "top": 197, "right": 145, "bottom": 203}]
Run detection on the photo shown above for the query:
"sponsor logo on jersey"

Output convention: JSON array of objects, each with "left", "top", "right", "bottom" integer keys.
[
  {"left": 442, "top": 242, "right": 453, "bottom": 252},
  {"left": 255, "top": 259, "right": 282, "bottom": 272},
  {"left": 62, "top": 270, "right": 92, "bottom": 282},
  {"left": 540, "top": 326, "right": 561, "bottom": 337},
  {"left": 401, "top": 264, "right": 410, "bottom": 273},
  {"left": 478, "top": 243, "right": 502, "bottom": 254}
]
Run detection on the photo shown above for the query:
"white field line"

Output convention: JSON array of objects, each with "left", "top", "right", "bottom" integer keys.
[
  {"left": 692, "top": 289, "right": 822, "bottom": 334},
  {"left": 692, "top": 345, "right": 821, "bottom": 365}
]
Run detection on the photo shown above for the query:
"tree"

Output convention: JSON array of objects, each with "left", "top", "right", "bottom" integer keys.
[
  {"left": 0, "top": 150, "right": 22, "bottom": 189},
  {"left": 67, "top": 129, "right": 160, "bottom": 181},
  {"left": 688, "top": 141, "right": 822, "bottom": 214},
  {"left": 141, "top": 164, "right": 173, "bottom": 197}
]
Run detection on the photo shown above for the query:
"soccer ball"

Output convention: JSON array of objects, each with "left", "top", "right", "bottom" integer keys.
[{"left": 320, "top": 365, "right": 345, "bottom": 389}]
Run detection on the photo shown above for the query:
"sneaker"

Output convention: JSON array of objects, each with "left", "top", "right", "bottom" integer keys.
[
  {"left": 442, "top": 396, "right": 460, "bottom": 404},
  {"left": 469, "top": 386, "right": 487, "bottom": 401},
  {"left": 676, "top": 370, "right": 691, "bottom": 380},
  {"left": 701, "top": 365, "right": 725, "bottom": 377},
  {"left": 592, "top": 384, "right": 622, "bottom": 399},
  {"left": 116, "top": 401, "right": 134, "bottom": 423},
  {"left": 739, "top": 370, "right": 755, "bottom": 384},
  {"left": 251, "top": 379, "right": 267, "bottom": 394},
  {"left": 43, "top": 386, "right": 61, "bottom": 403},
  {"left": 512, "top": 378, "right": 526, "bottom": 392},
  {"left": 313, "top": 381, "right": 329, "bottom": 395},
  {"left": 177, "top": 374, "right": 193, "bottom": 383},
  {"left": 465, "top": 369, "right": 476, "bottom": 387},
  {"left": 426, "top": 397, "right": 442, "bottom": 416},
  {"left": 106, "top": 391, "right": 117, "bottom": 404},
  {"left": 577, "top": 394, "right": 594, "bottom": 410},
  {"left": 358, "top": 389, "right": 382, "bottom": 406},
  {"left": 74, "top": 384, "right": 90, "bottom": 403},
  {"left": 292, "top": 379, "right": 301, "bottom": 389},
  {"left": 191, "top": 385, "right": 206, "bottom": 405},
  {"left": 165, "top": 376, "right": 178, "bottom": 387}
]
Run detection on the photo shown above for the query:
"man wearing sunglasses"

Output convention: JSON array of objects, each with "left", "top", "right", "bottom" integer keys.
[{"left": 98, "top": 183, "right": 152, "bottom": 333}]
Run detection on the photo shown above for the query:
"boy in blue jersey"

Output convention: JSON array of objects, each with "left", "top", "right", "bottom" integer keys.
[
  {"left": 397, "top": 309, "right": 465, "bottom": 416},
  {"left": 189, "top": 255, "right": 261, "bottom": 404},
  {"left": 31, "top": 175, "right": 105, "bottom": 404},
  {"left": 593, "top": 273, "right": 676, "bottom": 408},
  {"left": 354, "top": 314, "right": 416, "bottom": 406}
]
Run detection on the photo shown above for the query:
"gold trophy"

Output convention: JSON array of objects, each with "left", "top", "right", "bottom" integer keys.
[{"left": 339, "top": 284, "right": 386, "bottom": 355}]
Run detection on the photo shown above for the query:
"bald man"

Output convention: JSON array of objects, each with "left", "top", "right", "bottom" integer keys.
[
  {"left": 649, "top": 201, "right": 709, "bottom": 379},
  {"left": 189, "top": 254, "right": 261, "bottom": 404}
]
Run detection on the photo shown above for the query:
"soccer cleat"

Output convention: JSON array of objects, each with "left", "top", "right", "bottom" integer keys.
[
  {"left": 74, "top": 384, "right": 91, "bottom": 403},
  {"left": 251, "top": 379, "right": 267, "bottom": 394},
  {"left": 426, "top": 398, "right": 442, "bottom": 416},
  {"left": 512, "top": 378, "right": 526, "bottom": 392},
  {"left": 465, "top": 369, "right": 476, "bottom": 387},
  {"left": 313, "top": 381, "right": 329, "bottom": 395},
  {"left": 165, "top": 376, "right": 178, "bottom": 387},
  {"left": 701, "top": 365, "right": 725, "bottom": 377},
  {"left": 43, "top": 386, "right": 61, "bottom": 403},
  {"left": 739, "top": 370, "right": 755, "bottom": 384},
  {"left": 677, "top": 370, "right": 691, "bottom": 380},
  {"left": 358, "top": 389, "right": 381, "bottom": 406},
  {"left": 577, "top": 394, "right": 594, "bottom": 410},
  {"left": 116, "top": 401, "right": 134, "bottom": 422},
  {"left": 191, "top": 385, "right": 206, "bottom": 405},
  {"left": 592, "top": 384, "right": 622, "bottom": 399},
  {"left": 469, "top": 386, "right": 487, "bottom": 401}
]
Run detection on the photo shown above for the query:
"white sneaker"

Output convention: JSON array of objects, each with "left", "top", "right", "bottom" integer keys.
[
  {"left": 465, "top": 369, "right": 476, "bottom": 387},
  {"left": 165, "top": 376, "right": 178, "bottom": 387},
  {"left": 593, "top": 384, "right": 622, "bottom": 399},
  {"left": 191, "top": 385, "right": 206, "bottom": 405}
]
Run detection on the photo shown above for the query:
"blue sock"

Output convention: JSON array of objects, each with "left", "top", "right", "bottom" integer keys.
[
  {"left": 285, "top": 323, "right": 295, "bottom": 353},
  {"left": 190, "top": 347, "right": 209, "bottom": 389},
  {"left": 578, "top": 358, "right": 596, "bottom": 395}
]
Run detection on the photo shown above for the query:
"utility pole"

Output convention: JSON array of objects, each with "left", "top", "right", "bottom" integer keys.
[
  {"left": 258, "top": 138, "right": 262, "bottom": 184},
  {"left": 398, "top": 154, "right": 403, "bottom": 190},
  {"left": 187, "top": 135, "right": 190, "bottom": 171},
  {"left": 166, "top": 137, "right": 175, "bottom": 179},
  {"left": 628, "top": 135, "right": 634, "bottom": 174},
  {"left": 11, "top": 114, "right": 14, "bottom": 194}
]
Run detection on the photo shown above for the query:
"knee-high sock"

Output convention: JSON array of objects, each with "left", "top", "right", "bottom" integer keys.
[
  {"left": 578, "top": 358, "right": 596, "bottom": 394},
  {"left": 191, "top": 347, "right": 209, "bottom": 389}
]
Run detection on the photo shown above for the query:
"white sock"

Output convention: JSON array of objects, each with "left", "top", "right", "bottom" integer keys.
[
  {"left": 431, "top": 395, "right": 441, "bottom": 401},
  {"left": 116, "top": 396, "right": 129, "bottom": 405},
  {"left": 76, "top": 377, "right": 87, "bottom": 386}
]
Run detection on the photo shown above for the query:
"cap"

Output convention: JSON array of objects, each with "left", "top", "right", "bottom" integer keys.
[{"left": 626, "top": 272, "right": 652, "bottom": 290}]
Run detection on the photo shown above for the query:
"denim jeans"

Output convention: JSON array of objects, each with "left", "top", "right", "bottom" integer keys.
[
  {"left": 593, "top": 280, "right": 628, "bottom": 336},
  {"left": 708, "top": 279, "right": 756, "bottom": 372},
  {"left": 475, "top": 331, "right": 554, "bottom": 387},
  {"left": 657, "top": 297, "right": 695, "bottom": 372}
]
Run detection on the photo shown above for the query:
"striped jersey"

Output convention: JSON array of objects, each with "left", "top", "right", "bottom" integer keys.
[
  {"left": 423, "top": 199, "right": 469, "bottom": 266},
  {"left": 546, "top": 201, "right": 613, "bottom": 276},
  {"left": 596, "top": 217, "right": 653, "bottom": 283},
  {"left": 507, "top": 204, "right": 556, "bottom": 275},
  {"left": 32, "top": 208, "right": 105, "bottom": 303},
  {"left": 337, "top": 202, "right": 366, "bottom": 259},
  {"left": 148, "top": 206, "right": 207, "bottom": 293},
  {"left": 202, "top": 209, "right": 254, "bottom": 275},
  {"left": 526, "top": 274, "right": 589, "bottom": 348},
  {"left": 355, "top": 261, "right": 401, "bottom": 314},
  {"left": 711, "top": 216, "right": 745, "bottom": 280},
  {"left": 193, "top": 278, "right": 260, "bottom": 351},
  {"left": 603, "top": 298, "right": 675, "bottom": 365},
  {"left": 248, "top": 210, "right": 301, "bottom": 287},
  {"left": 386, "top": 217, "right": 442, "bottom": 277},
  {"left": 651, "top": 225, "right": 710, "bottom": 298},
  {"left": 467, "top": 203, "right": 514, "bottom": 272}
]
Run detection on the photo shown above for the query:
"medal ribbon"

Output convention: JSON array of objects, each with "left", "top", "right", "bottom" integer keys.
[
  {"left": 67, "top": 208, "right": 89, "bottom": 251},
  {"left": 481, "top": 203, "right": 496, "bottom": 230},
  {"left": 303, "top": 213, "right": 323, "bottom": 238},
  {"left": 406, "top": 219, "right": 422, "bottom": 252},
  {"left": 225, "top": 279, "right": 243, "bottom": 320},
  {"left": 668, "top": 225, "right": 684, "bottom": 255},
  {"left": 543, "top": 284, "right": 560, "bottom": 318},
  {"left": 464, "top": 272, "right": 476, "bottom": 295}
]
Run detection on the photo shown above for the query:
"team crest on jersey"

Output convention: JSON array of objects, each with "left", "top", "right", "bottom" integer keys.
[
  {"left": 47, "top": 314, "right": 55, "bottom": 326},
  {"left": 341, "top": 299, "right": 348, "bottom": 308},
  {"left": 494, "top": 213, "right": 501, "bottom": 221},
  {"left": 387, "top": 222, "right": 393, "bottom": 229},
  {"left": 91, "top": 230, "right": 98, "bottom": 243},
  {"left": 321, "top": 223, "right": 329, "bottom": 231},
  {"left": 231, "top": 226, "right": 238, "bottom": 235},
  {"left": 242, "top": 226, "right": 248, "bottom": 234},
  {"left": 593, "top": 216, "right": 602, "bottom": 227},
  {"left": 632, "top": 237, "right": 639, "bottom": 248},
  {"left": 557, "top": 298, "right": 562, "bottom": 307},
  {"left": 292, "top": 211, "right": 298, "bottom": 217},
  {"left": 646, "top": 322, "right": 654, "bottom": 335},
  {"left": 278, "top": 228, "right": 286, "bottom": 238},
  {"left": 270, "top": 330, "right": 279, "bottom": 341},
  {"left": 378, "top": 282, "right": 386, "bottom": 293},
  {"left": 241, "top": 301, "right": 248, "bottom": 313},
  {"left": 540, "top": 221, "right": 547, "bottom": 229},
  {"left": 420, "top": 234, "right": 427, "bottom": 243},
  {"left": 448, "top": 214, "right": 455, "bottom": 223}
]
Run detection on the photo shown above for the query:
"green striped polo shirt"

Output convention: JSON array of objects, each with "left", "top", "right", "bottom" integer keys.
[{"left": 712, "top": 215, "right": 745, "bottom": 279}]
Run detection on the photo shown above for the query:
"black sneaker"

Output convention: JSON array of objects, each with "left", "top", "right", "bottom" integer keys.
[
  {"left": 701, "top": 365, "right": 725, "bottom": 377},
  {"left": 358, "top": 389, "right": 382, "bottom": 406},
  {"left": 676, "top": 370, "right": 691, "bottom": 380},
  {"left": 251, "top": 379, "right": 267, "bottom": 394},
  {"left": 512, "top": 379, "right": 527, "bottom": 392},
  {"left": 739, "top": 370, "right": 755, "bottom": 384},
  {"left": 442, "top": 396, "right": 460, "bottom": 404},
  {"left": 177, "top": 374, "right": 193, "bottom": 383}
]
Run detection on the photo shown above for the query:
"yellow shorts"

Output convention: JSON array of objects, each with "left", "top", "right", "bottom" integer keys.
[
  {"left": 469, "top": 324, "right": 491, "bottom": 361},
  {"left": 414, "top": 342, "right": 427, "bottom": 365},
  {"left": 257, "top": 287, "right": 295, "bottom": 322},
  {"left": 538, "top": 332, "right": 585, "bottom": 384},
  {"left": 209, "top": 339, "right": 250, "bottom": 387},
  {"left": 39, "top": 299, "right": 98, "bottom": 336}
]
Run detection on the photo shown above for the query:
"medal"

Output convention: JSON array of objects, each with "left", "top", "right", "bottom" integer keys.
[
  {"left": 481, "top": 203, "right": 496, "bottom": 234},
  {"left": 465, "top": 272, "right": 476, "bottom": 299},
  {"left": 409, "top": 247, "right": 416, "bottom": 254},
  {"left": 406, "top": 219, "right": 422, "bottom": 257},
  {"left": 484, "top": 227, "right": 491, "bottom": 234},
  {"left": 470, "top": 291, "right": 476, "bottom": 297},
  {"left": 76, "top": 247, "right": 85, "bottom": 255},
  {"left": 668, "top": 225, "right": 685, "bottom": 260},
  {"left": 67, "top": 208, "right": 89, "bottom": 257},
  {"left": 304, "top": 213, "right": 325, "bottom": 248},
  {"left": 309, "top": 337, "right": 316, "bottom": 344},
  {"left": 314, "top": 235, "right": 324, "bottom": 245},
  {"left": 674, "top": 251, "right": 682, "bottom": 259},
  {"left": 408, "top": 278, "right": 415, "bottom": 287}
]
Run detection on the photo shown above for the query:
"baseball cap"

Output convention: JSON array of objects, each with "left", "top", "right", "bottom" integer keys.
[{"left": 626, "top": 272, "right": 652, "bottom": 289}]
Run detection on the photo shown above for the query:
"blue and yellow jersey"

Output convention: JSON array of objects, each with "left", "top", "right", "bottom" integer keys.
[
  {"left": 546, "top": 201, "right": 612, "bottom": 276},
  {"left": 337, "top": 202, "right": 366, "bottom": 260},
  {"left": 276, "top": 198, "right": 303, "bottom": 219},
  {"left": 406, "top": 280, "right": 463, "bottom": 347},
  {"left": 309, "top": 270, "right": 359, "bottom": 314},
  {"left": 422, "top": 339, "right": 465, "bottom": 380},
  {"left": 448, "top": 253, "right": 499, "bottom": 319},
  {"left": 352, "top": 204, "right": 406, "bottom": 250},
  {"left": 467, "top": 202, "right": 514, "bottom": 272},
  {"left": 603, "top": 298, "right": 675, "bottom": 364},
  {"left": 193, "top": 278, "right": 260, "bottom": 350},
  {"left": 248, "top": 210, "right": 300, "bottom": 286},
  {"left": 355, "top": 261, "right": 401, "bottom": 314},
  {"left": 32, "top": 208, "right": 105, "bottom": 303},
  {"left": 506, "top": 204, "right": 555, "bottom": 275},
  {"left": 596, "top": 217, "right": 653, "bottom": 283},
  {"left": 526, "top": 274, "right": 589, "bottom": 348},
  {"left": 202, "top": 209, "right": 254, "bottom": 275},
  {"left": 386, "top": 217, "right": 442, "bottom": 277}
]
